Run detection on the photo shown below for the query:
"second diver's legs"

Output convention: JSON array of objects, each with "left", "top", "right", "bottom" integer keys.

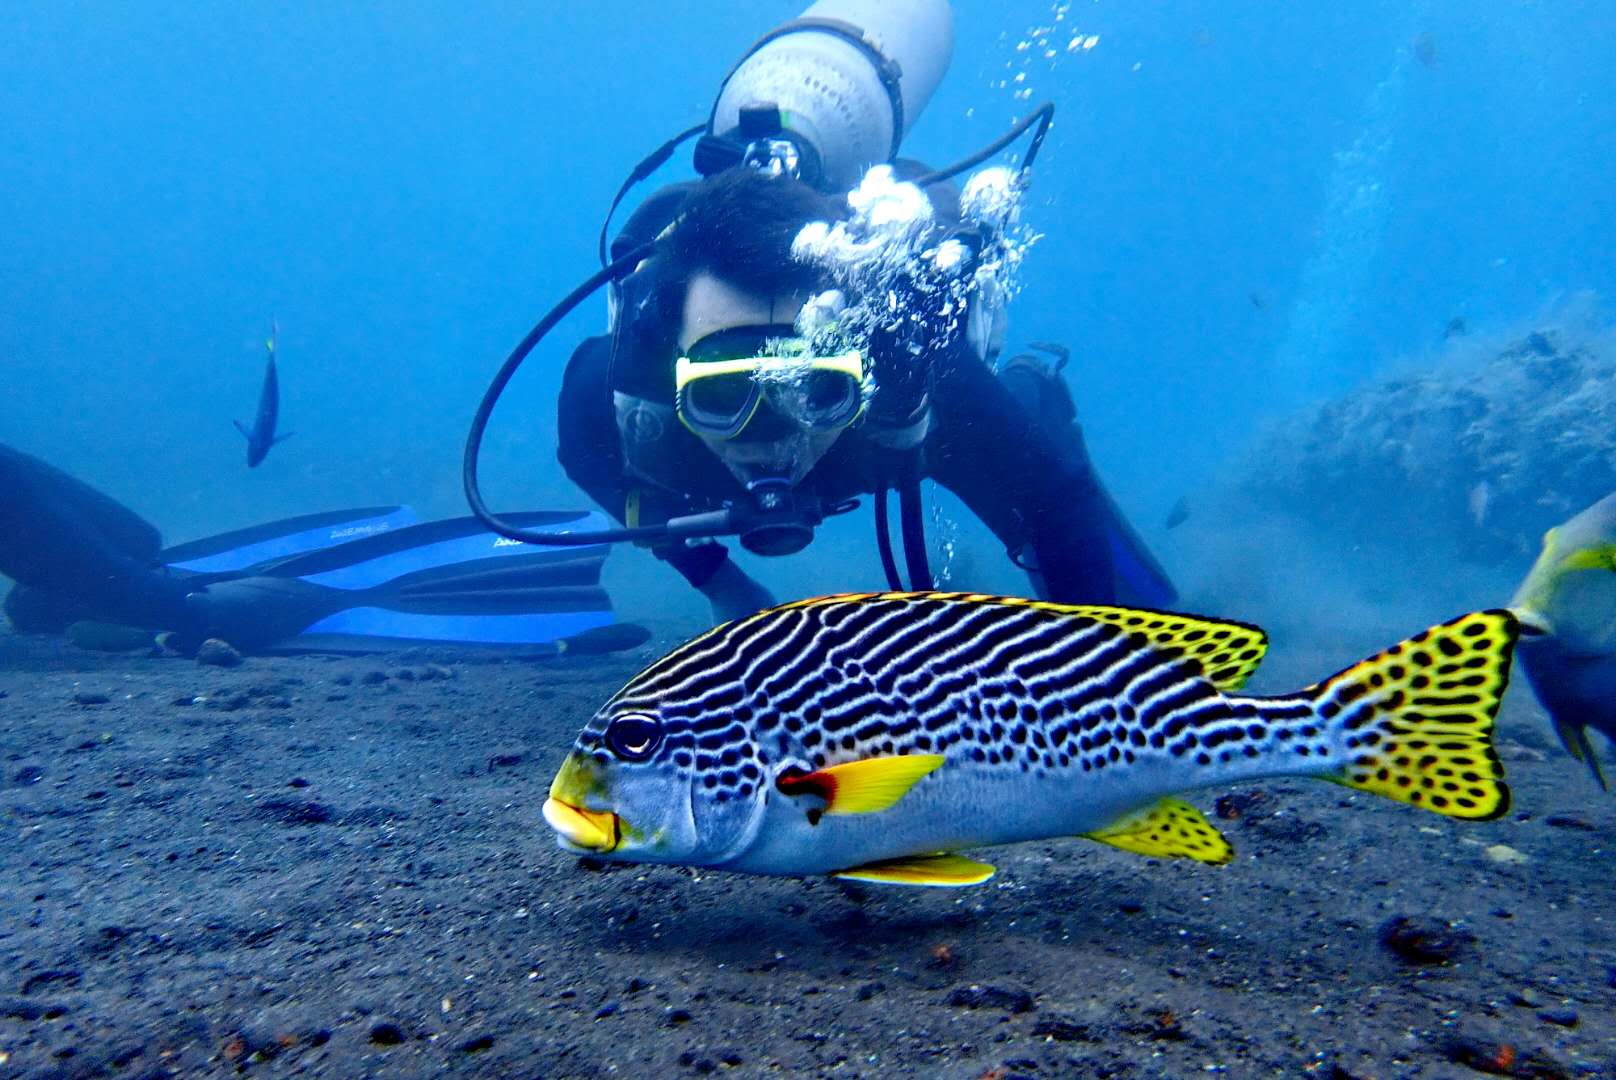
[{"left": 0, "top": 442, "right": 196, "bottom": 632}]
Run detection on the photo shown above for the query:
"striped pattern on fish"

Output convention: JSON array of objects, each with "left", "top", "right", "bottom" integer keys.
[{"left": 544, "top": 592, "right": 1517, "bottom": 886}]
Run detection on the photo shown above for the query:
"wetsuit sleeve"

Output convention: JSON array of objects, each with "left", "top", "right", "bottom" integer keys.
[
  {"left": 923, "top": 345, "right": 1118, "bottom": 604},
  {"left": 555, "top": 336, "right": 730, "bottom": 589}
]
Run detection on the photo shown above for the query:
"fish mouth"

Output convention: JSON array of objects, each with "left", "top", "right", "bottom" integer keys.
[
  {"left": 1507, "top": 605, "right": 1552, "bottom": 637},
  {"left": 542, "top": 797, "right": 621, "bottom": 853}
]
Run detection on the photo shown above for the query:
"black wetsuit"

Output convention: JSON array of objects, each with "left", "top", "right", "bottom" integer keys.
[{"left": 555, "top": 174, "right": 1120, "bottom": 603}]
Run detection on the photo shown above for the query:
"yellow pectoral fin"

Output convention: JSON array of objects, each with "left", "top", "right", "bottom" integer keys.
[
  {"left": 833, "top": 853, "right": 996, "bottom": 887},
  {"left": 1084, "top": 797, "right": 1233, "bottom": 865},
  {"left": 777, "top": 753, "right": 944, "bottom": 814}
]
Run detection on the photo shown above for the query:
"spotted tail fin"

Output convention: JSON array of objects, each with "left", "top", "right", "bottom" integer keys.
[{"left": 1298, "top": 610, "right": 1519, "bottom": 820}]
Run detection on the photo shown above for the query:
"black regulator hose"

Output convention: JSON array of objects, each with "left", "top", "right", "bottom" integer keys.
[
  {"left": 463, "top": 240, "right": 668, "bottom": 546},
  {"left": 913, "top": 102, "right": 1055, "bottom": 187},
  {"left": 873, "top": 488, "right": 903, "bottom": 590}
]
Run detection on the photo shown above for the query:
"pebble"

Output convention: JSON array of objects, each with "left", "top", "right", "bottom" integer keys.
[
  {"left": 855, "top": 981, "right": 885, "bottom": 1001},
  {"left": 1509, "top": 988, "right": 1542, "bottom": 1007},
  {"left": 12, "top": 764, "right": 44, "bottom": 785},
  {"left": 287, "top": 777, "right": 310, "bottom": 788},
  {"left": 257, "top": 799, "right": 336, "bottom": 826},
  {"left": 946, "top": 983, "right": 1035, "bottom": 1014},
  {"left": 1031, "top": 1014, "right": 1097, "bottom": 1042},
  {"left": 1484, "top": 844, "right": 1530, "bottom": 865},
  {"left": 1446, "top": 1030, "right": 1568, "bottom": 1078},
  {"left": 21, "top": 970, "right": 81, "bottom": 994},
  {"left": 72, "top": 690, "right": 110, "bottom": 706},
  {"left": 1378, "top": 915, "right": 1474, "bottom": 964},
  {"left": 1118, "top": 899, "right": 1144, "bottom": 915},
  {"left": 195, "top": 639, "right": 243, "bottom": 667},
  {"left": 665, "top": 1008, "right": 694, "bottom": 1026},
  {"left": 1537, "top": 1007, "right": 1578, "bottom": 1028},
  {"left": 1215, "top": 790, "right": 1268, "bottom": 820},
  {"left": 1544, "top": 814, "right": 1596, "bottom": 832},
  {"left": 368, "top": 1022, "right": 406, "bottom": 1045},
  {"left": 458, "top": 1034, "right": 494, "bottom": 1052},
  {"left": 0, "top": 996, "right": 68, "bottom": 1020},
  {"left": 594, "top": 1001, "right": 619, "bottom": 1019}
]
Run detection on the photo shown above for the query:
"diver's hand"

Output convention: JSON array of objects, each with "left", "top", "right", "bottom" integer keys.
[
  {"left": 699, "top": 559, "right": 776, "bottom": 624},
  {"left": 864, "top": 230, "right": 983, "bottom": 422}
]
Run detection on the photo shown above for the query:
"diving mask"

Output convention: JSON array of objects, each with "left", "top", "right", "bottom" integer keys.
[{"left": 674, "top": 324, "right": 866, "bottom": 441}]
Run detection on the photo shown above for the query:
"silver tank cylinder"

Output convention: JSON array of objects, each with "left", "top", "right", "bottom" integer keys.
[{"left": 710, "top": 0, "right": 955, "bottom": 194}]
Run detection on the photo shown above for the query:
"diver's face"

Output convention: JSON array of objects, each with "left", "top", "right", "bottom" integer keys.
[{"left": 678, "top": 273, "right": 846, "bottom": 485}]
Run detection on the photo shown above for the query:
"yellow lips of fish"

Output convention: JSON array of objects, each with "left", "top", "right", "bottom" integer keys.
[
  {"left": 542, "top": 797, "right": 620, "bottom": 852},
  {"left": 544, "top": 752, "right": 621, "bottom": 852}
]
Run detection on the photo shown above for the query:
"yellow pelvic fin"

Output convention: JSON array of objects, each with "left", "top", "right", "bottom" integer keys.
[
  {"left": 833, "top": 852, "right": 996, "bottom": 887},
  {"left": 1084, "top": 797, "right": 1234, "bottom": 865},
  {"left": 1319, "top": 610, "right": 1517, "bottom": 820},
  {"left": 1554, "top": 719, "right": 1607, "bottom": 790},
  {"left": 1055, "top": 605, "right": 1269, "bottom": 691},
  {"left": 777, "top": 753, "right": 944, "bottom": 814}
]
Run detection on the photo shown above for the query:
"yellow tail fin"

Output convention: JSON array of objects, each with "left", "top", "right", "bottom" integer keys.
[{"left": 1313, "top": 610, "right": 1518, "bottom": 820}]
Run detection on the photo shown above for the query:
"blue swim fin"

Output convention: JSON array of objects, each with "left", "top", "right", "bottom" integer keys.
[
  {"left": 164, "top": 506, "right": 420, "bottom": 577},
  {"left": 1097, "top": 488, "right": 1179, "bottom": 610},
  {"left": 186, "top": 511, "right": 646, "bottom": 655}
]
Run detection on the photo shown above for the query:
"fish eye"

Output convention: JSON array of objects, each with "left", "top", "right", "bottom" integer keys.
[{"left": 604, "top": 714, "right": 663, "bottom": 762}]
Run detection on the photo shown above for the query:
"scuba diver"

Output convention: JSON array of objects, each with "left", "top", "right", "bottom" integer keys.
[
  {"left": 0, "top": 441, "right": 646, "bottom": 656},
  {"left": 464, "top": 0, "right": 1176, "bottom": 624}
]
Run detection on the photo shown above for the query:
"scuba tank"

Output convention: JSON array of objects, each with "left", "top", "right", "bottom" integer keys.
[{"left": 698, "top": 0, "right": 955, "bottom": 194}]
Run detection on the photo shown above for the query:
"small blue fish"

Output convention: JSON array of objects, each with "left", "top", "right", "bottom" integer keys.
[{"left": 234, "top": 321, "right": 292, "bottom": 468}]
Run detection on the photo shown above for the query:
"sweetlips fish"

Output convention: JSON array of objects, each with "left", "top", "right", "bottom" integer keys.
[
  {"left": 544, "top": 592, "right": 1517, "bottom": 886},
  {"left": 1510, "top": 491, "right": 1616, "bottom": 788}
]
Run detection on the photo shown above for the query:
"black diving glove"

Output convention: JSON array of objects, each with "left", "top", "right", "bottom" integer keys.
[{"left": 863, "top": 227, "right": 985, "bottom": 429}]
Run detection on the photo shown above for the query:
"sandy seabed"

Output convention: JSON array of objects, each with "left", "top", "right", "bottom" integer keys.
[{"left": 0, "top": 628, "right": 1612, "bottom": 1080}]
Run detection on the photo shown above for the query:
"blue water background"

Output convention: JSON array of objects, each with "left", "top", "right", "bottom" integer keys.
[{"left": 2, "top": 1, "right": 1612, "bottom": 624}]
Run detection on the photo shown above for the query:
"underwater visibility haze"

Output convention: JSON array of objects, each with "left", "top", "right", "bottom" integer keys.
[{"left": 2, "top": 1, "right": 1615, "bottom": 1076}]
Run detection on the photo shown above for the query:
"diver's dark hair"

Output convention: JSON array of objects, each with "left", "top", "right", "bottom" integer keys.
[{"left": 661, "top": 169, "right": 846, "bottom": 304}]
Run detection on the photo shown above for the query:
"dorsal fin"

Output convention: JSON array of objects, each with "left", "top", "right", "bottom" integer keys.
[
  {"left": 776, "top": 593, "right": 1269, "bottom": 692},
  {"left": 1040, "top": 604, "right": 1268, "bottom": 691}
]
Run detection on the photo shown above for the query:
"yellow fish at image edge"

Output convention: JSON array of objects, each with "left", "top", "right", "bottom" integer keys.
[
  {"left": 544, "top": 592, "right": 1517, "bottom": 886},
  {"left": 1510, "top": 491, "right": 1616, "bottom": 788}
]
